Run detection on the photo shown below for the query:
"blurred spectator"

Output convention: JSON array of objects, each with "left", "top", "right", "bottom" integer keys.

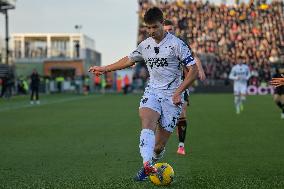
[
  {"left": 93, "top": 75, "right": 101, "bottom": 93},
  {"left": 137, "top": 0, "right": 284, "bottom": 86},
  {"left": 30, "top": 69, "right": 40, "bottom": 104},
  {"left": 101, "top": 76, "right": 107, "bottom": 94},
  {"left": 116, "top": 75, "right": 122, "bottom": 93},
  {"left": 123, "top": 75, "right": 130, "bottom": 95},
  {"left": 56, "top": 76, "right": 64, "bottom": 93},
  {"left": 17, "top": 76, "right": 28, "bottom": 95},
  {"left": 83, "top": 75, "right": 90, "bottom": 95},
  {"left": 0, "top": 76, "right": 8, "bottom": 98}
]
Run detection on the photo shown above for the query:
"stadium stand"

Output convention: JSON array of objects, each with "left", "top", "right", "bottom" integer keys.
[{"left": 136, "top": 0, "right": 284, "bottom": 86}]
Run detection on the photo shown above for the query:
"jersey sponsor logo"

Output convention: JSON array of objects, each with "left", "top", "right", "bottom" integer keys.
[
  {"left": 147, "top": 57, "right": 168, "bottom": 69},
  {"left": 234, "top": 71, "right": 248, "bottom": 76}
]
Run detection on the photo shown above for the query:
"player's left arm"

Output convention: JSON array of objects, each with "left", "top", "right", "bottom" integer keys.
[
  {"left": 182, "top": 42, "right": 205, "bottom": 81},
  {"left": 229, "top": 67, "right": 238, "bottom": 80},
  {"left": 173, "top": 64, "right": 197, "bottom": 105},
  {"left": 194, "top": 55, "right": 206, "bottom": 81},
  {"left": 173, "top": 40, "right": 198, "bottom": 105}
]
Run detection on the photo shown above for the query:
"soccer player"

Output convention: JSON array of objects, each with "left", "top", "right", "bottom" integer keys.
[
  {"left": 270, "top": 69, "right": 284, "bottom": 119},
  {"left": 163, "top": 19, "right": 206, "bottom": 155},
  {"left": 30, "top": 69, "right": 40, "bottom": 105},
  {"left": 88, "top": 7, "right": 197, "bottom": 181},
  {"left": 229, "top": 57, "right": 251, "bottom": 114}
]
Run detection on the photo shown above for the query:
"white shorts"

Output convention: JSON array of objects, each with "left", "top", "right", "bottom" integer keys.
[
  {"left": 234, "top": 83, "right": 247, "bottom": 95},
  {"left": 139, "top": 88, "right": 183, "bottom": 133}
]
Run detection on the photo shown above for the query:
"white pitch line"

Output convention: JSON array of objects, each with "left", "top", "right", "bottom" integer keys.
[{"left": 0, "top": 95, "right": 99, "bottom": 112}]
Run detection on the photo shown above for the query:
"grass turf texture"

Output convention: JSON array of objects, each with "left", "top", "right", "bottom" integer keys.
[{"left": 0, "top": 94, "right": 283, "bottom": 189}]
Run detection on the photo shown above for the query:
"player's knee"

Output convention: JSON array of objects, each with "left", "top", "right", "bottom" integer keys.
[
  {"left": 141, "top": 123, "right": 156, "bottom": 130},
  {"left": 139, "top": 117, "right": 156, "bottom": 130}
]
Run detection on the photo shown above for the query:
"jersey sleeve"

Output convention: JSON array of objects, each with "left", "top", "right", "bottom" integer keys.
[
  {"left": 229, "top": 67, "right": 237, "bottom": 80},
  {"left": 128, "top": 42, "right": 144, "bottom": 62},
  {"left": 176, "top": 40, "right": 196, "bottom": 67}
]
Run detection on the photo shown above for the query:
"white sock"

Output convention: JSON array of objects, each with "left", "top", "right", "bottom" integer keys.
[
  {"left": 234, "top": 96, "right": 240, "bottom": 111},
  {"left": 240, "top": 96, "right": 246, "bottom": 104},
  {"left": 139, "top": 129, "right": 155, "bottom": 164},
  {"left": 152, "top": 147, "right": 165, "bottom": 163},
  {"left": 178, "top": 142, "right": 184, "bottom": 147}
]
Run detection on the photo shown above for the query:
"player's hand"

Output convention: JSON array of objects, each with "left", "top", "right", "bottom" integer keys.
[
  {"left": 172, "top": 92, "right": 182, "bottom": 106},
  {"left": 270, "top": 75, "right": 284, "bottom": 88},
  {"left": 198, "top": 69, "right": 206, "bottom": 81},
  {"left": 237, "top": 76, "right": 243, "bottom": 80},
  {"left": 88, "top": 66, "right": 106, "bottom": 76}
]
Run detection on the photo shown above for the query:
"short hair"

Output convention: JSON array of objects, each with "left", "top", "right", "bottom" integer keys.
[
  {"left": 164, "top": 19, "right": 173, "bottom": 26},
  {"left": 144, "top": 7, "right": 164, "bottom": 24}
]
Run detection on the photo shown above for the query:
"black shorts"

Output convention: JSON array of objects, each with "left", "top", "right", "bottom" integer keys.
[{"left": 275, "top": 86, "right": 284, "bottom": 95}]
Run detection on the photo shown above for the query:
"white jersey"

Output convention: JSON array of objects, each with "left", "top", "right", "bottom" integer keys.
[
  {"left": 129, "top": 33, "right": 196, "bottom": 92},
  {"left": 229, "top": 64, "right": 251, "bottom": 85}
]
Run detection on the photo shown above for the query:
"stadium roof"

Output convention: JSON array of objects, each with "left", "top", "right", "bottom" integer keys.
[{"left": 0, "top": 0, "right": 15, "bottom": 11}]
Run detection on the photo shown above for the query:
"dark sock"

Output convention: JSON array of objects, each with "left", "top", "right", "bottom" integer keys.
[
  {"left": 276, "top": 102, "right": 282, "bottom": 109},
  {"left": 177, "top": 117, "right": 187, "bottom": 143},
  {"left": 276, "top": 102, "right": 284, "bottom": 113}
]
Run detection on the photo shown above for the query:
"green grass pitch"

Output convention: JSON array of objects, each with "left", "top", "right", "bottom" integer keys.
[{"left": 0, "top": 93, "right": 283, "bottom": 189}]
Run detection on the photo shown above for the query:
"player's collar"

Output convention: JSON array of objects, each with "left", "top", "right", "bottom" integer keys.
[{"left": 151, "top": 32, "right": 169, "bottom": 47}]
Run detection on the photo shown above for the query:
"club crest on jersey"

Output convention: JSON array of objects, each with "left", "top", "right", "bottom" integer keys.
[
  {"left": 147, "top": 58, "right": 168, "bottom": 69},
  {"left": 165, "top": 46, "right": 175, "bottom": 55}
]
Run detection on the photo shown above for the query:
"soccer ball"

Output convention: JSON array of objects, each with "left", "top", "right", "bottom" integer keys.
[{"left": 149, "top": 163, "right": 174, "bottom": 186}]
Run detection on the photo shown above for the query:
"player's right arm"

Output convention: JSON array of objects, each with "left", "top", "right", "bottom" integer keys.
[
  {"left": 89, "top": 42, "right": 144, "bottom": 76},
  {"left": 229, "top": 67, "right": 238, "bottom": 80},
  {"left": 88, "top": 57, "right": 135, "bottom": 76}
]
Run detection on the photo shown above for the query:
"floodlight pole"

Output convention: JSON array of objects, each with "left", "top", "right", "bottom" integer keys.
[
  {"left": 0, "top": 1, "right": 15, "bottom": 65},
  {"left": 4, "top": 9, "right": 9, "bottom": 65}
]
